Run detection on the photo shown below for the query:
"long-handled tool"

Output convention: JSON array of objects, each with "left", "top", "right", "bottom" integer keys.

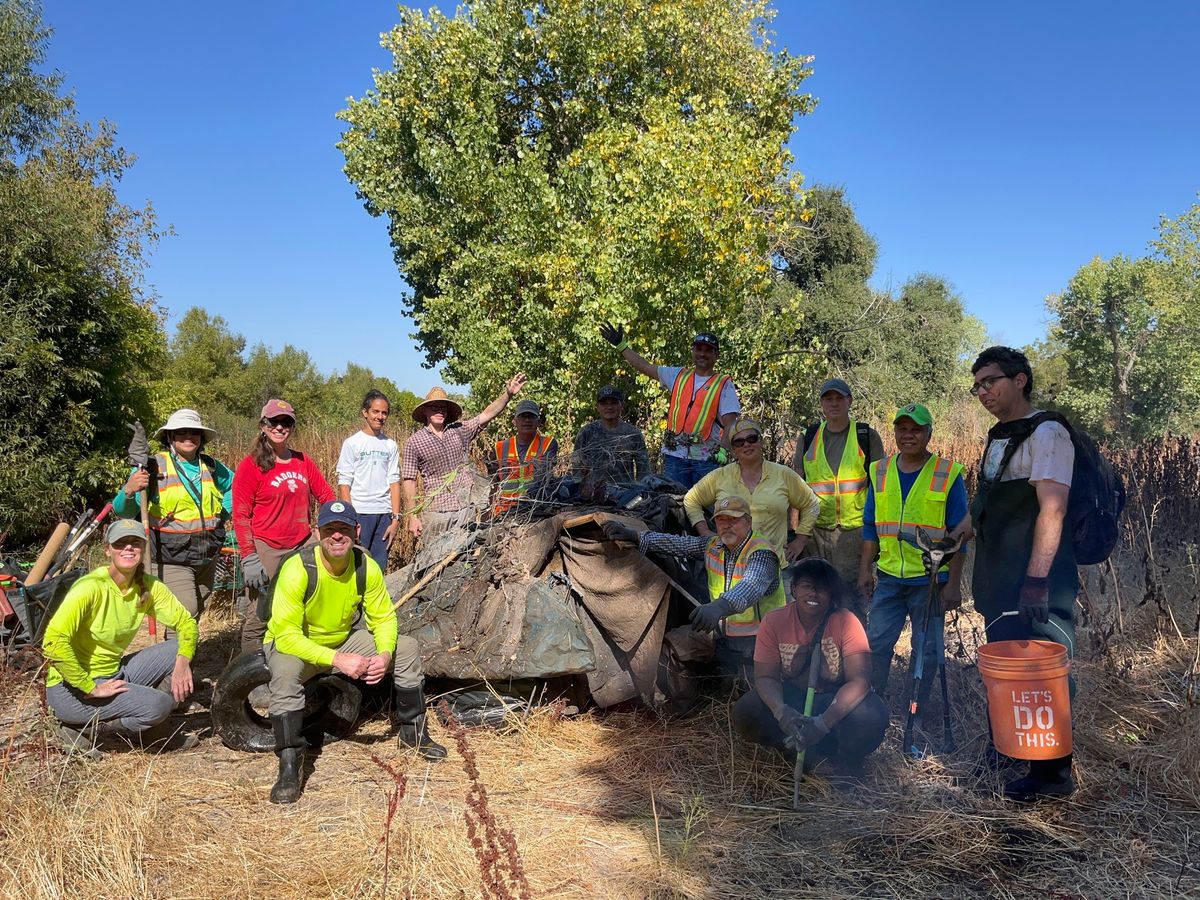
[
  {"left": 902, "top": 527, "right": 964, "bottom": 757},
  {"left": 48, "top": 508, "right": 93, "bottom": 573},
  {"left": 24, "top": 523, "right": 72, "bottom": 587},
  {"left": 50, "top": 503, "right": 113, "bottom": 578},
  {"left": 791, "top": 614, "right": 831, "bottom": 808}
]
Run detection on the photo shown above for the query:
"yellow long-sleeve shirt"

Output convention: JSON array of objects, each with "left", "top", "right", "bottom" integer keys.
[
  {"left": 42, "top": 567, "right": 197, "bottom": 693},
  {"left": 264, "top": 548, "right": 397, "bottom": 667},
  {"left": 684, "top": 460, "right": 821, "bottom": 556}
]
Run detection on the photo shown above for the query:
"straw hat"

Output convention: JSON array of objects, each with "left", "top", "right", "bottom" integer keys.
[
  {"left": 155, "top": 408, "right": 217, "bottom": 441},
  {"left": 411, "top": 387, "right": 463, "bottom": 425}
]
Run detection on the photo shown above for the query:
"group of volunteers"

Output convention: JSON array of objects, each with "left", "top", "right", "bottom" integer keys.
[{"left": 41, "top": 329, "right": 1078, "bottom": 804}]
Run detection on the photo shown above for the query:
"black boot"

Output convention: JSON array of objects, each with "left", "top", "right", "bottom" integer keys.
[
  {"left": 392, "top": 684, "right": 447, "bottom": 761},
  {"left": 269, "top": 710, "right": 307, "bottom": 804},
  {"left": 1003, "top": 754, "right": 1075, "bottom": 802}
]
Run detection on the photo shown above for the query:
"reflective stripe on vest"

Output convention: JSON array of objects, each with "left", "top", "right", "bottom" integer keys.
[
  {"left": 666, "top": 369, "right": 731, "bottom": 440},
  {"left": 871, "top": 454, "right": 963, "bottom": 579},
  {"left": 704, "top": 533, "right": 785, "bottom": 637},
  {"left": 802, "top": 418, "right": 870, "bottom": 529},
  {"left": 493, "top": 434, "right": 554, "bottom": 513},
  {"left": 147, "top": 452, "right": 224, "bottom": 535}
]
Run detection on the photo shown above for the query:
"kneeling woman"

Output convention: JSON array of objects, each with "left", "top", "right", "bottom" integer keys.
[
  {"left": 43, "top": 519, "right": 199, "bottom": 751},
  {"left": 732, "top": 558, "right": 887, "bottom": 773}
]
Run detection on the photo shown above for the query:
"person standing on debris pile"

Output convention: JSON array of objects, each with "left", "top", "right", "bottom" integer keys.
[
  {"left": 43, "top": 519, "right": 199, "bottom": 756},
  {"left": 489, "top": 399, "right": 559, "bottom": 515},
  {"left": 115, "top": 408, "right": 234, "bottom": 625},
  {"left": 792, "top": 379, "right": 884, "bottom": 614},
  {"left": 962, "top": 346, "right": 1077, "bottom": 802},
  {"left": 685, "top": 417, "right": 821, "bottom": 562},
  {"left": 573, "top": 385, "right": 651, "bottom": 500},
  {"left": 402, "top": 375, "right": 527, "bottom": 542},
  {"left": 336, "top": 390, "right": 402, "bottom": 572},
  {"left": 233, "top": 399, "right": 336, "bottom": 655},
  {"left": 264, "top": 501, "right": 445, "bottom": 804},
  {"left": 858, "top": 404, "right": 969, "bottom": 700},
  {"left": 599, "top": 323, "right": 740, "bottom": 488},
  {"left": 604, "top": 495, "right": 784, "bottom": 674},
  {"left": 732, "top": 558, "right": 888, "bottom": 775}
]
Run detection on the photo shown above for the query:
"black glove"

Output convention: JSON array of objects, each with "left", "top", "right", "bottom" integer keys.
[
  {"left": 689, "top": 597, "right": 732, "bottom": 634},
  {"left": 599, "top": 321, "right": 626, "bottom": 348},
  {"left": 242, "top": 553, "right": 269, "bottom": 591},
  {"left": 784, "top": 715, "right": 832, "bottom": 751},
  {"left": 601, "top": 520, "right": 640, "bottom": 546},
  {"left": 777, "top": 705, "right": 804, "bottom": 737},
  {"left": 126, "top": 421, "right": 150, "bottom": 469},
  {"left": 1018, "top": 576, "right": 1050, "bottom": 624}
]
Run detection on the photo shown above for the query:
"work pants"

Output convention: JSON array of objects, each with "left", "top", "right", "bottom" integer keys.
[
  {"left": 732, "top": 685, "right": 888, "bottom": 761},
  {"left": 865, "top": 571, "right": 944, "bottom": 699},
  {"left": 265, "top": 629, "right": 422, "bottom": 716},
  {"left": 47, "top": 639, "right": 179, "bottom": 734},
  {"left": 240, "top": 537, "right": 309, "bottom": 655},
  {"left": 807, "top": 525, "right": 866, "bottom": 617}
]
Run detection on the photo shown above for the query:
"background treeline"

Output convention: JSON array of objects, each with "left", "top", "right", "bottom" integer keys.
[{"left": 2, "top": 0, "right": 1198, "bottom": 547}]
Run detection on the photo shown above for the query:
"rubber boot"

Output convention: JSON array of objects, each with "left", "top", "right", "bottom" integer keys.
[
  {"left": 1003, "top": 754, "right": 1075, "bottom": 802},
  {"left": 392, "top": 684, "right": 447, "bottom": 761},
  {"left": 269, "top": 710, "right": 307, "bottom": 804}
]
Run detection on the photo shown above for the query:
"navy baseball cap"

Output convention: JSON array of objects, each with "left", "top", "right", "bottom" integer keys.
[
  {"left": 693, "top": 332, "right": 720, "bottom": 350},
  {"left": 317, "top": 500, "right": 359, "bottom": 529},
  {"left": 597, "top": 385, "right": 625, "bottom": 402}
]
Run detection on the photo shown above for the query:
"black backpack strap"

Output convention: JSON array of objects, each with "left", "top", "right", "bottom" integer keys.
[
  {"left": 983, "top": 411, "right": 1063, "bottom": 481},
  {"left": 855, "top": 422, "right": 872, "bottom": 467},
  {"left": 299, "top": 544, "right": 320, "bottom": 604},
  {"left": 353, "top": 547, "right": 367, "bottom": 602}
]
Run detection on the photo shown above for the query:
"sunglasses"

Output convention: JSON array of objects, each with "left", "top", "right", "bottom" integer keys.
[
  {"left": 172, "top": 429, "right": 202, "bottom": 438},
  {"left": 731, "top": 433, "right": 761, "bottom": 448},
  {"left": 264, "top": 417, "right": 295, "bottom": 430}
]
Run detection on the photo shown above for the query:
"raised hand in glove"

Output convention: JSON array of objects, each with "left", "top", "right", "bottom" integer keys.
[
  {"left": 1018, "top": 576, "right": 1050, "bottom": 624},
  {"left": 127, "top": 421, "right": 150, "bottom": 469},
  {"left": 599, "top": 322, "right": 626, "bottom": 349},
  {"left": 601, "top": 520, "right": 640, "bottom": 547},
  {"left": 689, "top": 597, "right": 732, "bottom": 634},
  {"left": 242, "top": 553, "right": 269, "bottom": 591},
  {"left": 783, "top": 715, "right": 832, "bottom": 751}
]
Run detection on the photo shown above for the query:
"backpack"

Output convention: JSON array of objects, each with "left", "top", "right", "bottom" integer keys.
[
  {"left": 983, "top": 411, "right": 1126, "bottom": 565},
  {"left": 803, "top": 421, "right": 874, "bottom": 469},
  {"left": 256, "top": 544, "right": 368, "bottom": 622}
]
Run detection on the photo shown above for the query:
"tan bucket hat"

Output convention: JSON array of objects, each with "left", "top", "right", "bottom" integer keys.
[
  {"left": 155, "top": 408, "right": 216, "bottom": 441},
  {"left": 411, "top": 387, "right": 463, "bottom": 425}
]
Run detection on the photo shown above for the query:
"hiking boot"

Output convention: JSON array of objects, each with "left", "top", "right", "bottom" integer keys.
[
  {"left": 56, "top": 724, "right": 104, "bottom": 761},
  {"left": 269, "top": 710, "right": 307, "bottom": 804},
  {"left": 393, "top": 684, "right": 447, "bottom": 761},
  {"left": 1003, "top": 755, "right": 1074, "bottom": 802},
  {"left": 135, "top": 720, "right": 200, "bottom": 752}
]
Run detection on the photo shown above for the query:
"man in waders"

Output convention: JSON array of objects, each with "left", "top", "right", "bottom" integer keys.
[
  {"left": 962, "top": 346, "right": 1076, "bottom": 801},
  {"left": 792, "top": 379, "right": 885, "bottom": 615},
  {"left": 599, "top": 324, "right": 740, "bottom": 488}
]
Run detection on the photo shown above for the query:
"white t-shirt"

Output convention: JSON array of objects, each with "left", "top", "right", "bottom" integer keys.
[
  {"left": 981, "top": 411, "right": 1074, "bottom": 486},
  {"left": 336, "top": 430, "right": 401, "bottom": 513},
  {"left": 656, "top": 366, "right": 741, "bottom": 460}
]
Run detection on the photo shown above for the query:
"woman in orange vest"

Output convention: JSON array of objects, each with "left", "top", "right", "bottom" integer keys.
[{"left": 489, "top": 399, "right": 558, "bottom": 514}]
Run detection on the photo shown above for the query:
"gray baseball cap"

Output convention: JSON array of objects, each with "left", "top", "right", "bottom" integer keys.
[
  {"left": 818, "top": 378, "right": 852, "bottom": 398},
  {"left": 513, "top": 399, "right": 542, "bottom": 418}
]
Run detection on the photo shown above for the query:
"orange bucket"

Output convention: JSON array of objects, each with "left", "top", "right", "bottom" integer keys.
[{"left": 977, "top": 640, "right": 1072, "bottom": 760}]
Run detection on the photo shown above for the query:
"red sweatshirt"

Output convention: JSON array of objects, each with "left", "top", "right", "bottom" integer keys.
[{"left": 232, "top": 451, "right": 335, "bottom": 557}]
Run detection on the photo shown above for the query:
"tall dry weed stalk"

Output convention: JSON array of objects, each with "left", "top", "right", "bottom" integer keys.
[
  {"left": 357, "top": 754, "right": 410, "bottom": 899},
  {"left": 438, "top": 701, "right": 531, "bottom": 900}
]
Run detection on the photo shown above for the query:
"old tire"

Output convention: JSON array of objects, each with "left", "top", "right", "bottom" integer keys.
[{"left": 211, "top": 650, "right": 363, "bottom": 752}]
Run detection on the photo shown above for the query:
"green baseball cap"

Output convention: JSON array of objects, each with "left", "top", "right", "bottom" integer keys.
[{"left": 893, "top": 402, "right": 933, "bottom": 427}]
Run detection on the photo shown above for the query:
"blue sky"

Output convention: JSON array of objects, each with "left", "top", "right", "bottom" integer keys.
[{"left": 46, "top": 1, "right": 1199, "bottom": 394}]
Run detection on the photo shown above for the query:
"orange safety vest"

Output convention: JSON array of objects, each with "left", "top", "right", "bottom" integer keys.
[
  {"left": 666, "top": 369, "right": 732, "bottom": 441},
  {"left": 493, "top": 434, "right": 555, "bottom": 513}
]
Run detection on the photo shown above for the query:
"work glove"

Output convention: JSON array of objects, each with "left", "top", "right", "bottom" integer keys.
[
  {"left": 601, "top": 520, "right": 640, "bottom": 547},
  {"left": 599, "top": 321, "right": 626, "bottom": 349},
  {"left": 126, "top": 421, "right": 150, "bottom": 469},
  {"left": 1018, "top": 576, "right": 1050, "bottom": 625},
  {"left": 784, "top": 715, "right": 832, "bottom": 752},
  {"left": 242, "top": 553, "right": 269, "bottom": 591},
  {"left": 689, "top": 597, "right": 732, "bottom": 634},
  {"left": 713, "top": 447, "right": 730, "bottom": 465}
]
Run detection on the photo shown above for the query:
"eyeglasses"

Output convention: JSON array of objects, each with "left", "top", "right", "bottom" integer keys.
[
  {"left": 731, "top": 433, "right": 761, "bottom": 448},
  {"left": 970, "top": 375, "right": 1012, "bottom": 396},
  {"left": 264, "top": 417, "right": 295, "bottom": 430}
]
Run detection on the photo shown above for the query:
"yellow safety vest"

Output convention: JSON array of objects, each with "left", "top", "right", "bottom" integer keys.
[
  {"left": 704, "top": 532, "right": 785, "bottom": 637},
  {"left": 871, "top": 453, "right": 963, "bottom": 579},
  {"left": 802, "top": 419, "right": 870, "bottom": 529},
  {"left": 493, "top": 434, "right": 555, "bottom": 513},
  {"left": 147, "top": 451, "right": 226, "bottom": 565}
]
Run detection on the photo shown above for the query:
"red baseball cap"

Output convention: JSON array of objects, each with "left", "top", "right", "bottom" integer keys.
[{"left": 261, "top": 399, "right": 295, "bottom": 421}]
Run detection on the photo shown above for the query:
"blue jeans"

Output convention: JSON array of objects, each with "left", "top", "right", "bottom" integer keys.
[
  {"left": 866, "top": 571, "right": 944, "bottom": 698},
  {"left": 357, "top": 512, "right": 392, "bottom": 572},
  {"left": 663, "top": 455, "right": 720, "bottom": 489}
]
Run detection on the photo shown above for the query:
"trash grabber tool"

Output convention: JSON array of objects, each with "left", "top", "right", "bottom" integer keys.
[
  {"left": 52, "top": 503, "right": 113, "bottom": 577},
  {"left": 902, "top": 527, "right": 963, "bottom": 757},
  {"left": 792, "top": 613, "right": 831, "bottom": 808},
  {"left": 50, "top": 508, "right": 93, "bottom": 572}
]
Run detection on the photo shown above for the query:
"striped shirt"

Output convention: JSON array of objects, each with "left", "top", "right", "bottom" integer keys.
[{"left": 400, "top": 417, "right": 486, "bottom": 513}]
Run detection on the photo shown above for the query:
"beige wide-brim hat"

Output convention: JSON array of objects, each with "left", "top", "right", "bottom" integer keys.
[
  {"left": 411, "top": 387, "right": 463, "bottom": 425},
  {"left": 155, "top": 408, "right": 216, "bottom": 441}
]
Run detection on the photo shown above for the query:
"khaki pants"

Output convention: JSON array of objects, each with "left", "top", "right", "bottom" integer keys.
[
  {"left": 240, "top": 538, "right": 309, "bottom": 655},
  {"left": 153, "top": 559, "right": 216, "bottom": 619},
  {"left": 808, "top": 525, "right": 866, "bottom": 617},
  {"left": 265, "top": 629, "right": 423, "bottom": 715}
]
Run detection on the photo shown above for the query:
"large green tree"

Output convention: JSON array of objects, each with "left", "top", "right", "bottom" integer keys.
[
  {"left": 339, "top": 0, "right": 814, "bottom": 434},
  {"left": 0, "top": 0, "right": 166, "bottom": 541}
]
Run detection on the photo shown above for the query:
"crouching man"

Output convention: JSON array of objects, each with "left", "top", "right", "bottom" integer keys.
[
  {"left": 732, "top": 558, "right": 888, "bottom": 777},
  {"left": 265, "top": 500, "right": 445, "bottom": 805}
]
